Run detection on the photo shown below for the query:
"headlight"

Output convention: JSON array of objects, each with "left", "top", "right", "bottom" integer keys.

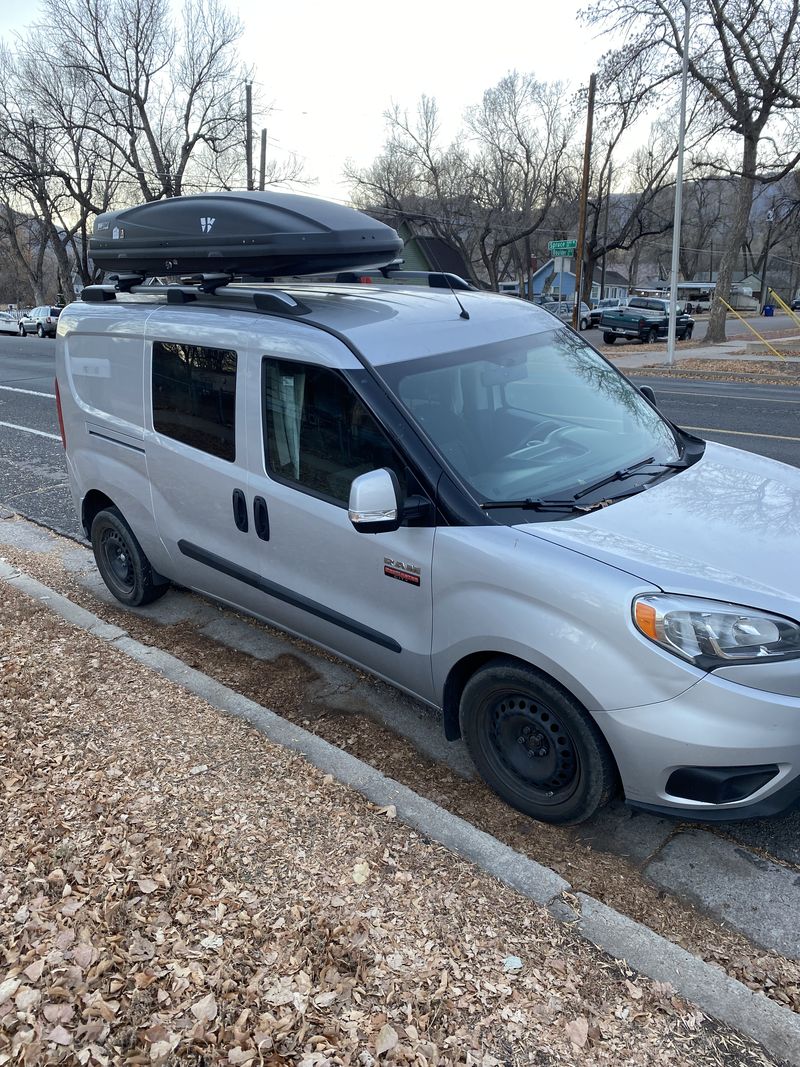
[{"left": 633, "top": 594, "right": 800, "bottom": 667}]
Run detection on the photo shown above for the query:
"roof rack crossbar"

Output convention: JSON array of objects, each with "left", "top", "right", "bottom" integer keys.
[
  {"left": 379, "top": 268, "right": 473, "bottom": 292},
  {"left": 180, "top": 273, "right": 233, "bottom": 294},
  {"left": 82, "top": 286, "right": 117, "bottom": 303}
]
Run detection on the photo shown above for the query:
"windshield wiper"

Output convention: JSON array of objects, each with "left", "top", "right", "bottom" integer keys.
[
  {"left": 573, "top": 457, "right": 687, "bottom": 500},
  {"left": 481, "top": 484, "right": 649, "bottom": 513}
]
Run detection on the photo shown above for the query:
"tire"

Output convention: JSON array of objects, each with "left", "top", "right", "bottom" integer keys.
[
  {"left": 684, "top": 326, "right": 693, "bottom": 340},
  {"left": 36, "top": 324, "right": 44, "bottom": 338},
  {"left": 91, "top": 507, "right": 169, "bottom": 607},
  {"left": 603, "top": 332, "right": 616, "bottom": 344},
  {"left": 645, "top": 328, "right": 658, "bottom": 344},
  {"left": 580, "top": 317, "right": 589, "bottom": 331},
  {"left": 18, "top": 324, "right": 25, "bottom": 337},
  {"left": 459, "top": 659, "right": 617, "bottom": 825}
]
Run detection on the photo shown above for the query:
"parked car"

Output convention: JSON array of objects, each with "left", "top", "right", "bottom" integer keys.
[
  {"left": 791, "top": 298, "right": 800, "bottom": 312},
  {"left": 18, "top": 305, "right": 62, "bottom": 338},
  {"left": 600, "top": 304, "right": 695, "bottom": 344},
  {"left": 541, "top": 300, "right": 592, "bottom": 330},
  {"left": 57, "top": 190, "right": 800, "bottom": 828},
  {"left": 589, "top": 297, "right": 626, "bottom": 327},
  {"left": 0, "top": 311, "right": 20, "bottom": 335},
  {"left": 627, "top": 296, "right": 692, "bottom": 315}
]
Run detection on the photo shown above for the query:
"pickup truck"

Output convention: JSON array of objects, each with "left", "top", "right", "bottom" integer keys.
[{"left": 600, "top": 305, "right": 694, "bottom": 344}]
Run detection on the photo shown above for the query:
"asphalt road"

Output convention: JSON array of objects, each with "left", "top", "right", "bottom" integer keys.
[
  {"left": 1, "top": 333, "right": 799, "bottom": 867},
  {"left": 591, "top": 309, "right": 798, "bottom": 349}
]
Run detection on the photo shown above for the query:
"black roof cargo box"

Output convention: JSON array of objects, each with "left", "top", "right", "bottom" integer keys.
[{"left": 90, "top": 190, "right": 403, "bottom": 278}]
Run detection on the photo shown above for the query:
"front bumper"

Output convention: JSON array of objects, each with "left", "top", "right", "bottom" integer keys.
[{"left": 598, "top": 671, "right": 800, "bottom": 820}]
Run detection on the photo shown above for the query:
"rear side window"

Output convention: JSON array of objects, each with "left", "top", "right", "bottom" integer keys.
[
  {"left": 49, "top": 307, "right": 61, "bottom": 317},
  {"left": 152, "top": 341, "right": 237, "bottom": 461}
]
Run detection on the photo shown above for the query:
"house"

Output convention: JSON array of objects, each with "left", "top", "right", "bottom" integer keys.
[{"left": 529, "top": 259, "right": 629, "bottom": 303}]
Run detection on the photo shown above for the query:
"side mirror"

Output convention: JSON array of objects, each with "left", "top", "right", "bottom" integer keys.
[
  {"left": 348, "top": 468, "right": 401, "bottom": 534},
  {"left": 640, "top": 385, "right": 658, "bottom": 407}
]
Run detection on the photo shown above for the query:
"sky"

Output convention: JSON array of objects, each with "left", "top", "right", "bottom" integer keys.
[{"left": 0, "top": 0, "right": 605, "bottom": 203}]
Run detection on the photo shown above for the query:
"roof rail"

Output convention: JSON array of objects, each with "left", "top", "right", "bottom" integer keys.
[{"left": 81, "top": 278, "right": 311, "bottom": 317}]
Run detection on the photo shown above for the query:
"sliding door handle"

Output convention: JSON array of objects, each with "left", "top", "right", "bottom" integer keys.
[{"left": 232, "top": 488, "right": 249, "bottom": 532}]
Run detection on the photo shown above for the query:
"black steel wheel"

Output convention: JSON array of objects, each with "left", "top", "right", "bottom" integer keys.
[
  {"left": 91, "top": 507, "right": 168, "bottom": 607},
  {"left": 460, "top": 659, "right": 617, "bottom": 824}
]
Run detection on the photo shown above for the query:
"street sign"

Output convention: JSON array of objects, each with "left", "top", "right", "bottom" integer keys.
[{"left": 548, "top": 239, "right": 577, "bottom": 256}]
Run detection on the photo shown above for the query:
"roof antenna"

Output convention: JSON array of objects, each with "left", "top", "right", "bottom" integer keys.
[{"left": 421, "top": 236, "right": 470, "bottom": 320}]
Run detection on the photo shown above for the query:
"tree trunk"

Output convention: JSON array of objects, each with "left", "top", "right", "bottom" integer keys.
[{"left": 707, "top": 137, "right": 758, "bottom": 343}]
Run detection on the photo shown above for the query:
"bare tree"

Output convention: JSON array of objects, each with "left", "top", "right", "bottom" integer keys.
[
  {"left": 347, "top": 76, "right": 575, "bottom": 291},
  {"left": 584, "top": 0, "right": 800, "bottom": 341}
]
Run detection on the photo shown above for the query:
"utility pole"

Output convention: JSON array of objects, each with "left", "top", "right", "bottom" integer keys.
[
  {"left": 599, "top": 160, "right": 613, "bottom": 300},
  {"left": 573, "top": 73, "right": 596, "bottom": 330},
  {"left": 258, "top": 128, "right": 267, "bottom": 191},
  {"left": 667, "top": 0, "right": 691, "bottom": 366},
  {"left": 759, "top": 208, "right": 775, "bottom": 313},
  {"left": 245, "top": 82, "right": 254, "bottom": 191}
]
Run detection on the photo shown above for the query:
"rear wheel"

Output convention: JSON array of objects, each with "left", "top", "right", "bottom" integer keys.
[
  {"left": 36, "top": 324, "right": 44, "bottom": 338},
  {"left": 580, "top": 316, "right": 589, "bottom": 331},
  {"left": 645, "top": 328, "right": 658, "bottom": 344},
  {"left": 460, "top": 659, "right": 616, "bottom": 824},
  {"left": 18, "top": 324, "right": 25, "bottom": 336},
  {"left": 91, "top": 507, "right": 169, "bottom": 607},
  {"left": 603, "top": 332, "right": 616, "bottom": 344}
]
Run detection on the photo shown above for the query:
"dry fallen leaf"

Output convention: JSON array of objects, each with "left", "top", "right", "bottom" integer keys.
[
  {"left": 626, "top": 979, "right": 644, "bottom": 1000},
  {"left": 376, "top": 1023, "right": 399, "bottom": 1057},
  {"left": 191, "top": 991, "right": 218, "bottom": 1023},
  {"left": 352, "top": 861, "right": 370, "bottom": 885},
  {"left": 565, "top": 1016, "right": 589, "bottom": 1048},
  {"left": 137, "top": 877, "right": 159, "bottom": 894}
]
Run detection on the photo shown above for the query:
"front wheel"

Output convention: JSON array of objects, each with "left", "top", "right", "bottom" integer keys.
[
  {"left": 603, "top": 332, "right": 616, "bottom": 344},
  {"left": 91, "top": 507, "right": 169, "bottom": 607},
  {"left": 18, "top": 324, "right": 25, "bottom": 336},
  {"left": 580, "top": 317, "right": 589, "bottom": 331},
  {"left": 460, "top": 660, "right": 617, "bottom": 824}
]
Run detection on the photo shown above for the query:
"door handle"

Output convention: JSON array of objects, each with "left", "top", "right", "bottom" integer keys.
[
  {"left": 232, "top": 488, "right": 249, "bottom": 532},
  {"left": 253, "top": 496, "right": 270, "bottom": 541}
]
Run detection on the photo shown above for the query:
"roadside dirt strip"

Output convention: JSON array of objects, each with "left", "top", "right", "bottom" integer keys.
[{"left": 1, "top": 512, "right": 799, "bottom": 1064}]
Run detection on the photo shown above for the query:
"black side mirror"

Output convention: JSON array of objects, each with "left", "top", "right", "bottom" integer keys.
[{"left": 640, "top": 385, "right": 658, "bottom": 407}]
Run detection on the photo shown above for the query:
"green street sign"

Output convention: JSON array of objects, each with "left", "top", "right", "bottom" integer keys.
[{"left": 548, "top": 239, "right": 577, "bottom": 256}]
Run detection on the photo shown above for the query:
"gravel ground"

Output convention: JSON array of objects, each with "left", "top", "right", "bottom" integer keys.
[{"left": 0, "top": 583, "right": 786, "bottom": 1066}]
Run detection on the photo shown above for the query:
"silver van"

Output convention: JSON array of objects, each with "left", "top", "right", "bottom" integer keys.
[{"left": 55, "top": 193, "right": 800, "bottom": 826}]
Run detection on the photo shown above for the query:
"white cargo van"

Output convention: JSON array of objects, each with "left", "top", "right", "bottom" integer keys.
[{"left": 56, "top": 191, "right": 800, "bottom": 827}]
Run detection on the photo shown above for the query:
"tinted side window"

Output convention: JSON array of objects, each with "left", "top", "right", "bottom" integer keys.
[
  {"left": 152, "top": 341, "right": 237, "bottom": 461},
  {"left": 262, "top": 358, "right": 406, "bottom": 505}
]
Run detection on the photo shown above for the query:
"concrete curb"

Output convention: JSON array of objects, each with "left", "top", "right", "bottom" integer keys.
[{"left": 3, "top": 560, "right": 800, "bottom": 1064}]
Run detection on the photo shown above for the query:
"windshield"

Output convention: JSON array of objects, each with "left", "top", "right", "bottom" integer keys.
[{"left": 378, "top": 327, "right": 681, "bottom": 505}]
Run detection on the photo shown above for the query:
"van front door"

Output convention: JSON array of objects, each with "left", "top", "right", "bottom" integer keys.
[{"left": 244, "top": 351, "right": 437, "bottom": 704}]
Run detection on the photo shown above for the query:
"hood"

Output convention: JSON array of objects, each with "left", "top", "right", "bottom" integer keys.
[{"left": 518, "top": 442, "right": 800, "bottom": 618}]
